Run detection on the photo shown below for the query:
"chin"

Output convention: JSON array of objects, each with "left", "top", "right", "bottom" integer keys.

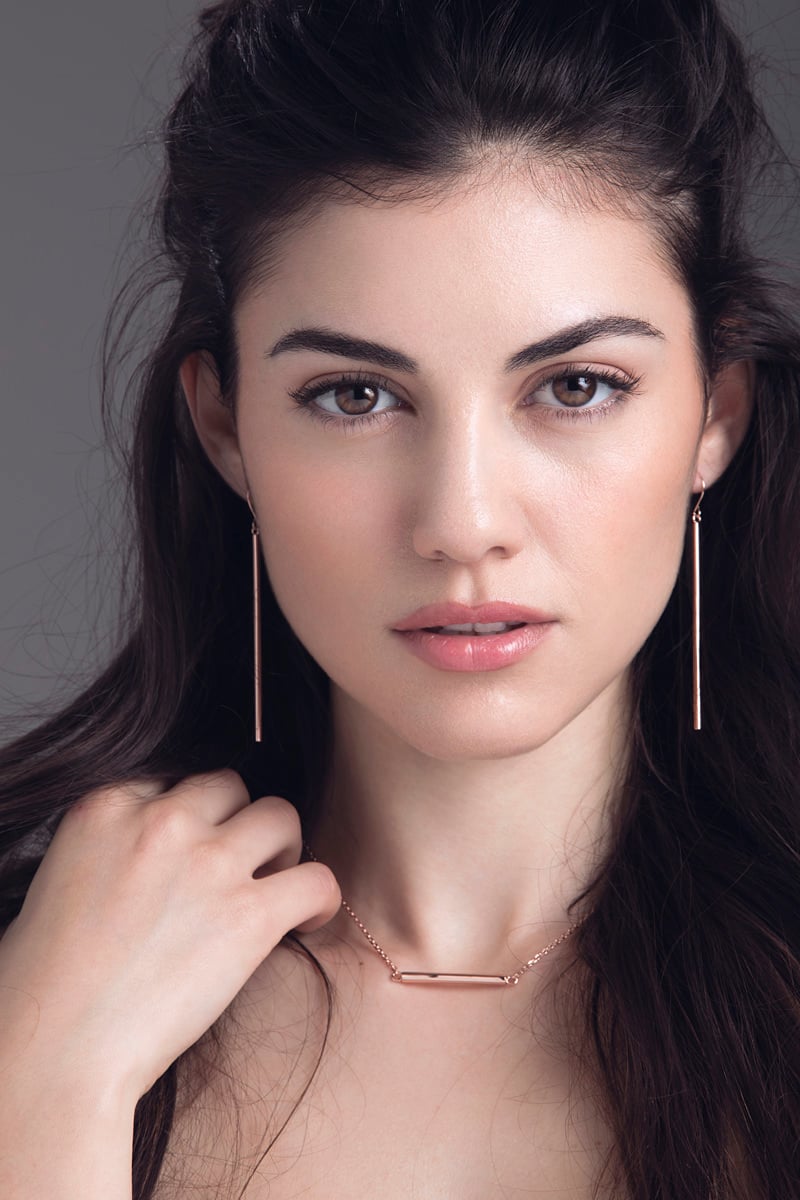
[{"left": 391, "top": 711, "right": 573, "bottom": 763}]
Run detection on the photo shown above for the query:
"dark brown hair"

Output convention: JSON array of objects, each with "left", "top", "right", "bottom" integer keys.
[{"left": 1, "top": 1, "right": 799, "bottom": 1196}]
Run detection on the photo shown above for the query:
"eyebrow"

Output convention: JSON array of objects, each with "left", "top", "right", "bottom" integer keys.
[{"left": 266, "top": 315, "right": 664, "bottom": 374}]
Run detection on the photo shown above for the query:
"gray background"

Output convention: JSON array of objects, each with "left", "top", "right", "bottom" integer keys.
[{"left": 1, "top": 1, "right": 799, "bottom": 732}]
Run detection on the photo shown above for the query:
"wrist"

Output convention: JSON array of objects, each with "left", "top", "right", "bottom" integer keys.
[
  {"left": 0, "top": 1067, "right": 135, "bottom": 1200},
  {"left": 0, "top": 989, "right": 145, "bottom": 1117}
]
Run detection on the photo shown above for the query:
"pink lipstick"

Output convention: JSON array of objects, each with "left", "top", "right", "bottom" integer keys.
[{"left": 392, "top": 601, "right": 556, "bottom": 672}]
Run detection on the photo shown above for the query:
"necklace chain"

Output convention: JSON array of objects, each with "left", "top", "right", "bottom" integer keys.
[{"left": 304, "top": 843, "right": 584, "bottom": 986}]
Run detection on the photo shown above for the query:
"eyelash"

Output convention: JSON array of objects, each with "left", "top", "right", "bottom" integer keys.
[{"left": 287, "top": 365, "right": 642, "bottom": 432}]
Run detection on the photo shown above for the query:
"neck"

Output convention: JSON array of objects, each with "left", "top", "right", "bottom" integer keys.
[{"left": 311, "top": 679, "right": 629, "bottom": 975}]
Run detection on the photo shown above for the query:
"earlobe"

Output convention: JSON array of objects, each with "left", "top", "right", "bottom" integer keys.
[
  {"left": 179, "top": 351, "right": 248, "bottom": 498},
  {"left": 693, "top": 359, "right": 755, "bottom": 492}
]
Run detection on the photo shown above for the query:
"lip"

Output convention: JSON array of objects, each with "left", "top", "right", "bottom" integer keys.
[
  {"left": 392, "top": 601, "right": 555, "bottom": 631},
  {"left": 391, "top": 600, "right": 557, "bottom": 674},
  {"left": 394, "top": 622, "right": 554, "bottom": 672}
]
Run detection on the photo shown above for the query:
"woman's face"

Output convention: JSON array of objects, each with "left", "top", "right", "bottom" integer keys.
[{"left": 186, "top": 169, "right": 749, "bottom": 760}]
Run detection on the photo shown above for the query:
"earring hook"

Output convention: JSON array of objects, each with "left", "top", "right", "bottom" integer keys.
[
  {"left": 692, "top": 478, "right": 706, "bottom": 523},
  {"left": 246, "top": 489, "right": 258, "bottom": 531}
]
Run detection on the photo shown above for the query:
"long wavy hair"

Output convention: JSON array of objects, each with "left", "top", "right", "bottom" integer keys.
[{"left": 1, "top": 1, "right": 799, "bottom": 1196}]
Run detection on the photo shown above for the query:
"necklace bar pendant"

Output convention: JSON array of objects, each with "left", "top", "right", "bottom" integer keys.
[{"left": 394, "top": 971, "right": 510, "bottom": 986}]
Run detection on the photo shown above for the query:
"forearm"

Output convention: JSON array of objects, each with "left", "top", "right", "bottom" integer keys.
[{"left": 0, "top": 1067, "right": 135, "bottom": 1199}]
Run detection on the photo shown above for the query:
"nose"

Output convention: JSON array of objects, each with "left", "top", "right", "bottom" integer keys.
[{"left": 410, "top": 407, "right": 528, "bottom": 564}]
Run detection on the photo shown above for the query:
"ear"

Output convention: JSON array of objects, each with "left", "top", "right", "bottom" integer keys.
[
  {"left": 179, "top": 351, "right": 247, "bottom": 498},
  {"left": 693, "top": 359, "right": 755, "bottom": 491}
]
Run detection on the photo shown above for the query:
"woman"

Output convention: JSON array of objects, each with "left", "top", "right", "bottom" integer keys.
[{"left": 0, "top": 0, "right": 798, "bottom": 1196}]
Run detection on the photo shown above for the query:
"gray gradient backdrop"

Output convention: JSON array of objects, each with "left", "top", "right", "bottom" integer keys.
[{"left": 1, "top": 1, "right": 798, "bottom": 729}]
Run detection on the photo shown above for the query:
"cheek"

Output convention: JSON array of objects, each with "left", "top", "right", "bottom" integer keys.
[
  {"left": 254, "top": 455, "right": 383, "bottom": 634},
  {"left": 554, "top": 422, "right": 697, "bottom": 642}
]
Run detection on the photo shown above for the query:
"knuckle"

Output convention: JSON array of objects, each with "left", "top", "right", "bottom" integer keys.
[
  {"left": 135, "top": 797, "right": 194, "bottom": 850},
  {"left": 188, "top": 767, "right": 247, "bottom": 800}
]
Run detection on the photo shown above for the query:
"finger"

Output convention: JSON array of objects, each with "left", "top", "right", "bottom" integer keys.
[
  {"left": 220, "top": 795, "right": 303, "bottom": 877},
  {"left": 255, "top": 861, "right": 341, "bottom": 937},
  {"left": 168, "top": 768, "right": 252, "bottom": 825}
]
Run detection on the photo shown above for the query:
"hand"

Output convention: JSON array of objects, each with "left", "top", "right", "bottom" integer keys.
[{"left": 0, "top": 770, "right": 340, "bottom": 1107}]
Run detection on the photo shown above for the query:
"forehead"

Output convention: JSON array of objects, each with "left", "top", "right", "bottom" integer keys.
[{"left": 237, "top": 163, "right": 696, "bottom": 359}]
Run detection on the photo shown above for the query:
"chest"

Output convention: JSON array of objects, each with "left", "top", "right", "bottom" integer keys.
[{"left": 155, "top": 949, "right": 614, "bottom": 1199}]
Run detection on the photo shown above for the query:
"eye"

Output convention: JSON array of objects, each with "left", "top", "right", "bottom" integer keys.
[
  {"left": 528, "top": 368, "right": 638, "bottom": 415},
  {"left": 288, "top": 371, "right": 402, "bottom": 427}
]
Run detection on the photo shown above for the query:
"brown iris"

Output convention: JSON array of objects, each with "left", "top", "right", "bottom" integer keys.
[
  {"left": 552, "top": 374, "right": 598, "bottom": 406},
  {"left": 333, "top": 383, "right": 380, "bottom": 415}
]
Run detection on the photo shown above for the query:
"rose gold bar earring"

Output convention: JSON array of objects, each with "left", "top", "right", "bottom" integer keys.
[
  {"left": 246, "top": 491, "right": 263, "bottom": 743},
  {"left": 691, "top": 479, "right": 706, "bottom": 732}
]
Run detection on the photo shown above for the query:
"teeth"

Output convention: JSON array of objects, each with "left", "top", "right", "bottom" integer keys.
[{"left": 433, "top": 621, "right": 524, "bottom": 635}]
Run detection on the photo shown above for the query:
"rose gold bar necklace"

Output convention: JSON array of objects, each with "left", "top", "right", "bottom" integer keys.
[{"left": 304, "top": 844, "right": 584, "bottom": 986}]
